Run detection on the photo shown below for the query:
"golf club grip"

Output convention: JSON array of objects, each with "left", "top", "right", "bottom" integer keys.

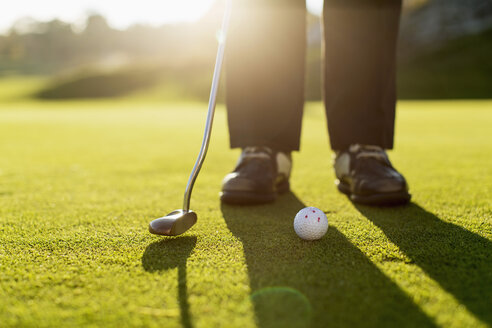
[{"left": 182, "top": 0, "right": 232, "bottom": 212}]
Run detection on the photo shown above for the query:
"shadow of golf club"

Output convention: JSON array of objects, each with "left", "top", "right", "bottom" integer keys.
[
  {"left": 221, "top": 192, "right": 436, "bottom": 328},
  {"left": 354, "top": 203, "right": 492, "bottom": 325},
  {"left": 142, "top": 236, "right": 197, "bottom": 328}
]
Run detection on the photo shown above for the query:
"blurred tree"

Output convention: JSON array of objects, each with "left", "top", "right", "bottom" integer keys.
[
  {"left": 0, "top": 0, "right": 490, "bottom": 99},
  {"left": 84, "top": 14, "right": 111, "bottom": 35}
]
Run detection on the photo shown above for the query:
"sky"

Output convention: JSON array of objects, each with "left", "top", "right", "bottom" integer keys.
[{"left": 1, "top": 0, "right": 323, "bottom": 34}]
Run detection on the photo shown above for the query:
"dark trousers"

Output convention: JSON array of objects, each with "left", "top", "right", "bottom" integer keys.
[{"left": 225, "top": 0, "right": 402, "bottom": 151}]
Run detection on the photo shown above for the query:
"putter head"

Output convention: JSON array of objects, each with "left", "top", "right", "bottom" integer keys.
[{"left": 149, "top": 209, "right": 197, "bottom": 236}]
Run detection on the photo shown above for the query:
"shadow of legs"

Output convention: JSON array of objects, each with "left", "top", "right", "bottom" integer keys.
[
  {"left": 221, "top": 192, "right": 436, "bottom": 328},
  {"left": 142, "top": 236, "right": 197, "bottom": 328},
  {"left": 354, "top": 203, "right": 492, "bottom": 325}
]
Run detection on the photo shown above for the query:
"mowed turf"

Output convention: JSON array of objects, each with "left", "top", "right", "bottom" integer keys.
[{"left": 0, "top": 95, "right": 491, "bottom": 328}]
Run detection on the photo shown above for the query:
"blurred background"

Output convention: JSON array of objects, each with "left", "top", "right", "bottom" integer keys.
[{"left": 0, "top": 0, "right": 491, "bottom": 102}]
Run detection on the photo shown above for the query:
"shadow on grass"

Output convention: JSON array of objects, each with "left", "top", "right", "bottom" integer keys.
[
  {"left": 221, "top": 192, "right": 436, "bottom": 328},
  {"left": 142, "top": 236, "right": 197, "bottom": 328},
  {"left": 355, "top": 203, "right": 492, "bottom": 326}
]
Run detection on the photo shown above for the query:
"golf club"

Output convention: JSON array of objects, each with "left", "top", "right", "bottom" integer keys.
[{"left": 149, "top": 0, "right": 232, "bottom": 236}]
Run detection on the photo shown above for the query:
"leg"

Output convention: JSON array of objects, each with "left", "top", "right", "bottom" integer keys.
[
  {"left": 226, "top": 0, "right": 306, "bottom": 152},
  {"left": 324, "top": 0, "right": 410, "bottom": 205},
  {"left": 222, "top": 0, "right": 305, "bottom": 204},
  {"left": 323, "top": 0, "right": 402, "bottom": 151}
]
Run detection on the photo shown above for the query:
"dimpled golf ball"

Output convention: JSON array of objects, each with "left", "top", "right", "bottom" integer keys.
[{"left": 293, "top": 207, "right": 328, "bottom": 240}]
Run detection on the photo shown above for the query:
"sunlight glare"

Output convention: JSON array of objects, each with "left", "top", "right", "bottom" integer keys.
[
  {"left": 0, "top": 0, "right": 217, "bottom": 33},
  {"left": 306, "top": 0, "right": 323, "bottom": 15},
  {"left": 0, "top": 0, "right": 325, "bottom": 34}
]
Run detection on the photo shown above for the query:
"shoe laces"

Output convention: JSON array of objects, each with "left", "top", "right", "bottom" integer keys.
[
  {"left": 239, "top": 147, "right": 292, "bottom": 178},
  {"left": 235, "top": 147, "right": 274, "bottom": 176},
  {"left": 349, "top": 144, "right": 388, "bottom": 162},
  {"left": 242, "top": 146, "right": 272, "bottom": 160}
]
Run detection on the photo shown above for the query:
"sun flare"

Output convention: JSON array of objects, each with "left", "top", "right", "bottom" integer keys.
[
  {"left": 1, "top": 0, "right": 324, "bottom": 34},
  {"left": 0, "top": 0, "right": 217, "bottom": 33}
]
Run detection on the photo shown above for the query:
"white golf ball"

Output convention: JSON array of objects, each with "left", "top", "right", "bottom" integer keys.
[{"left": 293, "top": 207, "right": 328, "bottom": 240}]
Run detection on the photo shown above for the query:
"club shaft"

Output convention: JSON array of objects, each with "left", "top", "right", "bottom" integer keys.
[{"left": 182, "top": 0, "right": 232, "bottom": 212}]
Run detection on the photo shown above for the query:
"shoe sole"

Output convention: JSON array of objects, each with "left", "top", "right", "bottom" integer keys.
[
  {"left": 337, "top": 180, "right": 411, "bottom": 206},
  {"left": 220, "top": 180, "right": 290, "bottom": 205}
]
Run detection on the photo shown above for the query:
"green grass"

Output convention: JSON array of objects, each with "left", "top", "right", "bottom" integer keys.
[{"left": 0, "top": 82, "right": 491, "bottom": 327}]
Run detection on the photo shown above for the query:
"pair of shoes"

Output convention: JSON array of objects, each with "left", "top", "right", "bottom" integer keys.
[
  {"left": 221, "top": 144, "right": 411, "bottom": 206},
  {"left": 220, "top": 147, "right": 291, "bottom": 204}
]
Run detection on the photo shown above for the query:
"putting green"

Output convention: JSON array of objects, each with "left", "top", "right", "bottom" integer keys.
[{"left": 0, "top": 97, "right": 491, "bottom": 327}]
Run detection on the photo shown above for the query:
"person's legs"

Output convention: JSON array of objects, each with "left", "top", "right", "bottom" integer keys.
[
  {"left": 323, "top": 0, "right": 402, "bottom": 151},
  {"left": 323, "top": 0, "right": 410, "bottom": 205},
  {"left": 226, "top": 0, "right": 306, "bottom": 153},
  {"left": 222, "top": 0, "right": 306, "bottom": 204}
]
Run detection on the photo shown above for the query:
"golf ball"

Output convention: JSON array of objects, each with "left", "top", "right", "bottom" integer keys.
[{"left": 293, "top": 207, "right": 328, "bottom": 240}]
